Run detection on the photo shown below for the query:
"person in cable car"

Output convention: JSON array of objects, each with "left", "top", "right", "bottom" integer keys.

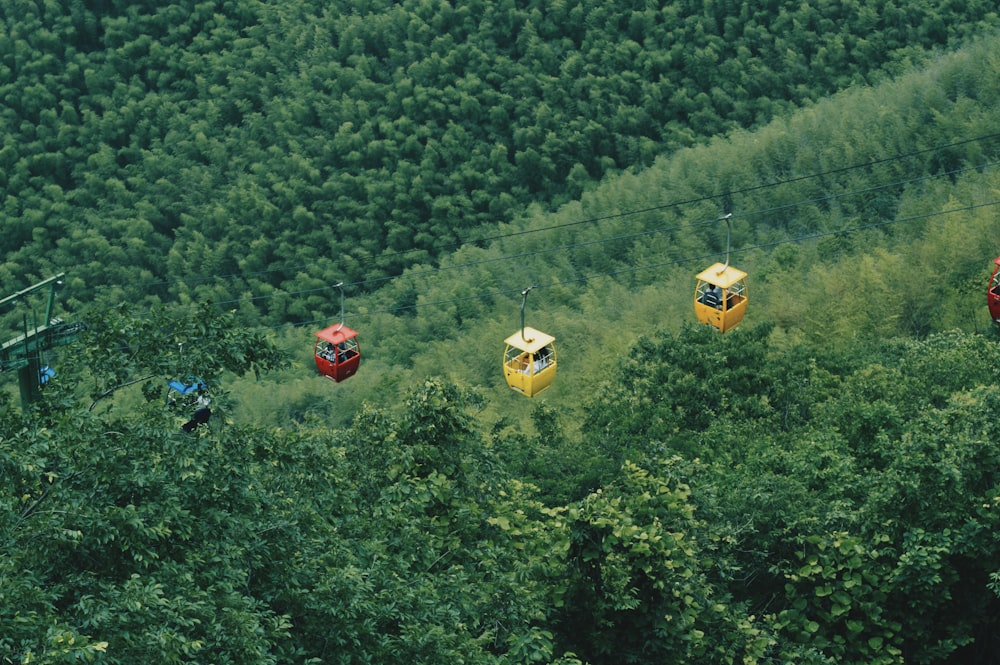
[
  {"left": 182, "top": 388, "right": 212, "bottom": 433},
  {"left": 534, "top": 345, "right": 553, "bottom": 373},
  {"left": 700, "top": 284, "right": 722, "bottom": 308},
  {"left": 167, "top": 381, "right": 211, "bottom": 433}
]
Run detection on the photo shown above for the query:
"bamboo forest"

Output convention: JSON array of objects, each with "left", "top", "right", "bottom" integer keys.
[{"left": 4, "top": 0, "right": 1000, "bottom": 663}]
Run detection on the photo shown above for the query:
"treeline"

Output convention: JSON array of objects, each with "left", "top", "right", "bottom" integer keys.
[
  {"left": 2, "top": 0, "right": 999, "bottom": 321},
  {"left": 4, "top": 317, "right": 1000, "bottom": 663}
]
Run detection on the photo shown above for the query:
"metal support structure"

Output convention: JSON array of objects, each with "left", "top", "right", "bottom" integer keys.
[
  {"left": 334, "top": 282, "right": 345, "bottom": 329},
  {"left": 718, "top": 213, "right": 733, "bottom": 274},
  {"left": 0, "top": 273, "right": 81, "bottom": 410},
  {"left": 519, "top": 286, "right": 536, "bottom": 342},
  {"left": 0, "top": 273, "right": 64, "bottom": 311}
]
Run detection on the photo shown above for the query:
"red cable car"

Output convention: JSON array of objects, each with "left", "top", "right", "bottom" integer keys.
[
  {"left": 314, "top": 324, "right": 361, "bottom": 382},
  {"left": 314, "top": 282, "right": 361, "bottom": 382},
  {"left": 988, "top": 256, "right": 1000, "bottom": 324}
]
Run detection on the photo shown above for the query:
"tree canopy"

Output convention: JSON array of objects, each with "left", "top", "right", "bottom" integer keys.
[
  {"left": 5, "top": 322, "right": 1000, "bottom": 663},
  {"left": 5, "top": 1, "right": 1000, "bottom": 663},
  {"left": 2, "top": 0, "right": 999, "bottom": 322}
]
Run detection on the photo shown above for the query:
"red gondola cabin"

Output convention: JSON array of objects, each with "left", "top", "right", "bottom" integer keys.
[
  {"left": 989, "top": 257, "right": 1000, "bottom": 324},
  {"left": 314, "top": 324, "right": 361, "bottom": 382}
]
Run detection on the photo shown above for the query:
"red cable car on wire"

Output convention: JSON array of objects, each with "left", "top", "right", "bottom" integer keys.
[
  {"left": 314, "top": 282, "right": 361, "bottom": 382},
  {"left": 988, "top": 256, "right": 1000, "bottom": 325}
]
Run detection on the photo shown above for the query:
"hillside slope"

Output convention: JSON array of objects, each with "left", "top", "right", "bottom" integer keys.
[
  {"left": 5, "top": 28, "right": 1000, "bottom": 665},
  {"left": 226, "top": 32, "right": 1000, "bottom": 429},
  {"left": 2, "top": 0, "right": 998, "bottom": 321}
]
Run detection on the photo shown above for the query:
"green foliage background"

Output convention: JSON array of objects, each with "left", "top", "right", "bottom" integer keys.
[
  {"left": 2, "top": 0, "right": 999, "bottom": 317},
  {"left": 4, "top": 1, "right": 1000, "bottom": 663}
]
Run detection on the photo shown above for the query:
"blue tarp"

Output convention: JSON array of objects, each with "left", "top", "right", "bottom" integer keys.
[{"left": 168, "top": 378, "right": 205, "bottom": 395}]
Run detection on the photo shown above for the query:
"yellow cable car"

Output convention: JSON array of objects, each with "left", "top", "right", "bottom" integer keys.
[
  {"left": 693, "top": 213, "right": 749, "bottom": 333},
  {"left": 503, "top": 287, "right": 557, "bottom": 397},
  {"left": 694, "top": 263, "right": 748, "bottom": 333},
  {"left": 504, "top": 327, "right": 557, "bottom": 397}
]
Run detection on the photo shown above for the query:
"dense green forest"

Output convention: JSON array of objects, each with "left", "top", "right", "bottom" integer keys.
[
  {"left": 2, "top": 0, "right": 999, "bottom": 318},
  {"left": 5, "top": 0, "right": 1000, "bottom": 663},
  {"left": 7, "top": 325, "right": 1000, "bottom": 663}
]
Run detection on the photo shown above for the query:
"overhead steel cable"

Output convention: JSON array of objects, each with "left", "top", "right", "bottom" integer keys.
[
  {"left": 207, "top": 157, "right": 1000, "bottom": 311},
  {"left": 284, "top": 197, "right": 1000, "bottom": 327},
  {"left": 119, "top": 132, "right": 1000, "bottom": 295},
  {"left": 83, "top": 195, "right": 1000, "bottom": 359}
]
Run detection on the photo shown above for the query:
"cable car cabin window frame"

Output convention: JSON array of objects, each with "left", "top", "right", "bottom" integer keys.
[
  {"left": 314, "top": 324, "right": 361, "bottom": 382},
  {"left": 503, "top": 326, "right": 556, "bottom": 397},
  {"left": 694, "top": 262, "right": 748, "bottom": 333}
]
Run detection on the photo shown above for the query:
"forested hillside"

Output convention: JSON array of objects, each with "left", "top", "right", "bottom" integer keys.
[
  {"left": 5, "top": 1, "right": 1000, "bottom": 663},
  {"left": 2, "top": 0, "right": 998, "bottom": 320},
  {"left": 244, "top": 30, "right": 1000, "bottom": 431},
  {"left": 6, "top": 325, "right": 1000, "bottom": 663}
]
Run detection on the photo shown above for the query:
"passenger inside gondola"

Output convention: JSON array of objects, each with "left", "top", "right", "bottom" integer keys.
[{"left": 700, "top": 283, "right": 722, "bottom": 308}]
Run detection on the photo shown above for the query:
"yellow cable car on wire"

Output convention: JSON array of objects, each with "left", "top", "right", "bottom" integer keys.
[
  {"left": 503, "top": 286, "right": 557, "bottom": 397},
  {"left": 694, "top": 213, "right": 749, "bottom": 333}
]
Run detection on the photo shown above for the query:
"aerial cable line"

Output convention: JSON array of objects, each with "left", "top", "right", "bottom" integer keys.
[
  {"left": 550, "top": 198, "right": 1000, "bottom": 289},
  {"left": 209, "top": 158, "right": 1000, "bottom": 310},
  {"left": 126, "top": 132, "right": 1000, "bottom": 294},
  {"left": 123, "top": 135, "right": 1000, "bottom": 301},
  {"left": 182, "top": 164, "right": 1000, "bottom": 315},
  {"left": 742, "top": 159, "right": 1000, "bottom": 221},
  {"left": 245, "top": 135, "right": 1000, "bottom": 292},
  {"left": 289, "top": 197, "right": 1000, "bottom": 326},
  {"left": 409, "top": 199, "right": 1000, "bottom": 305},
  {"left": 459, "top": 132, "right": 1000, "bottom": 245},
  {"left": 287, "top": 155, "right": 1000, "bottom": 304},
  {"left": 89, "top": 195, "right": 1000, "bottom": 359},
  {"left": 168, "top": 156, "right": 1000, "bottom": 321},
  {"left": 72, "top": 137, "right": 1000, "bottom": 350},
  {"left": 214, "top": 216, "right": 721, "bottom": 308}
]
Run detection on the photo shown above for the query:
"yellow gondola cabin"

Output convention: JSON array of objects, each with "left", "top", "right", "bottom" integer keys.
[
  {"left": 503, "top": 326, "right": 556, "bottom": 397},
  {"left": 694, "top": 262, "right": 748, "bottom": 333}
]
